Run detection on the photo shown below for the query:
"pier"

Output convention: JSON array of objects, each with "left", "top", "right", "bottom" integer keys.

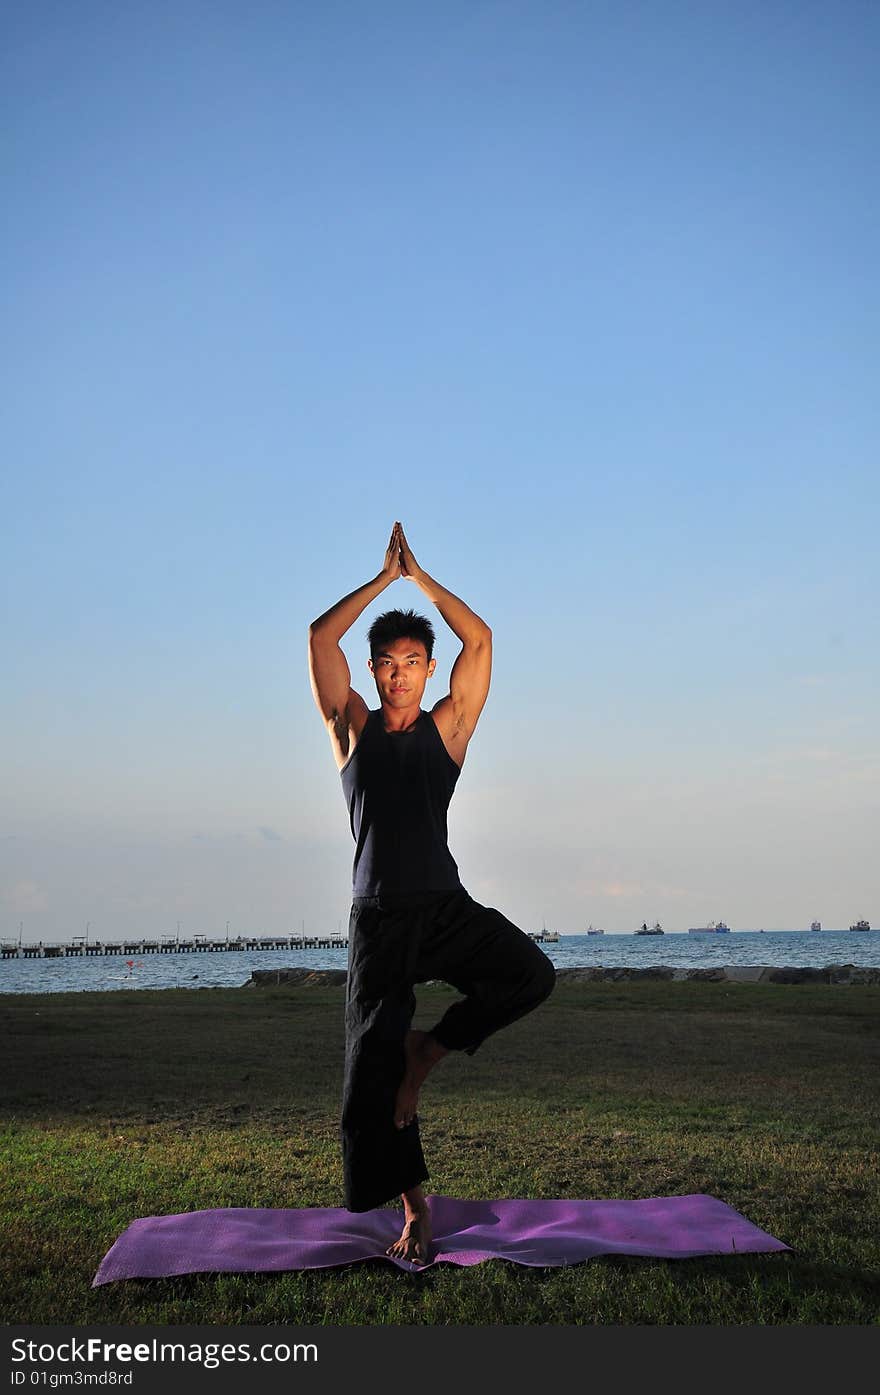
[{"left": 0, "top": 934, "right": 347, "bottom": 960}]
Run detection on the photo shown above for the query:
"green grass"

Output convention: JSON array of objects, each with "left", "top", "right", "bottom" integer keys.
[{"left": 1, "top": 981, "right": 878, "bottom": 1325}]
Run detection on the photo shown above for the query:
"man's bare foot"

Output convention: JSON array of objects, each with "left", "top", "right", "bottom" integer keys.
[
  {"left": 393, "top": 1029, "right": 449, "bottom": 1129},
  {"left": 386, "top": 1187, "right": 433, "bottom": 1265}
]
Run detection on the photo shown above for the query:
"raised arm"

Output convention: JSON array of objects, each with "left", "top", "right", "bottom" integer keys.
[
  {"left": 397, "top": 524, "right": 492, "bottom": 747},
  {"left": 308, "top": 524, "right": 401, "bottom": 754}
]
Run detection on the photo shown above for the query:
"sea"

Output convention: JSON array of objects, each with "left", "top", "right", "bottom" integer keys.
[{"left": 1, "top": 929, "right": 878, "bottom": 994}]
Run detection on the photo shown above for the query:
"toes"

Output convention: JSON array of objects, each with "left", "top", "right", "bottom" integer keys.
[{"left": 387, "top": 1238, "right": 423, "bottom": 1263}]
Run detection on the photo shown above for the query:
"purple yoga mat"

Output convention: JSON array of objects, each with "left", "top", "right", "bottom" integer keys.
[{"left": 92, "top": 1194, "right": 789, "bottom": 1283}]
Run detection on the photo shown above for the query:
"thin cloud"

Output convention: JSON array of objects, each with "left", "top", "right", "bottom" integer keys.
[
  {"left": 574, "top": 876, "right": 691, "bottom": 901},
  {"left": 580, "top": 880, "right": 646, "bottom": 900},
  {"left": 752, "top": 746, "right": 879, "bottom": 773},
  {"left": 0, "top": 879, "right": 48, "bottom": 912}
]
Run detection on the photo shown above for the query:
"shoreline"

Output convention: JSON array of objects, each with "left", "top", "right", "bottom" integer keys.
[{"left": 3, "top": 963, "right": 879, "bottom": 998}]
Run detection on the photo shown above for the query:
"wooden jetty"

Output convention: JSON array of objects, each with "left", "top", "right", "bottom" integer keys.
[{"left": 1, "top": 934, "right": 347, "bottom": 960}]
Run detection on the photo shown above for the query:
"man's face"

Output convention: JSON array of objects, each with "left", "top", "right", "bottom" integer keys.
[{"left": 368, "top": 637, "right": 436, "bottom": 706}]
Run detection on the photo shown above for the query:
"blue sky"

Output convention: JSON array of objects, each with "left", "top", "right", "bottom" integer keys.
[{"left": 3, "top": 0, "right": 878, "bottom": 940}]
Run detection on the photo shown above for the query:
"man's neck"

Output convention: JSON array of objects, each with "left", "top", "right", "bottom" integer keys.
[{"left": 382, "top": 703, "right": 422, "bottom": 733}]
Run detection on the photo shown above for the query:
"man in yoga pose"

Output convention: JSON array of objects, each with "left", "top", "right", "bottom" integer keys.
[{"left": 308, "top": 522, "right": 555, "bottom": 1264}]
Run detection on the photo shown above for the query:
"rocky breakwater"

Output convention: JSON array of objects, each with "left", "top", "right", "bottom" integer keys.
[
  {"left": 244, "top": 963, "right": 880, "bottom": 987},
  {"left": 245, "top": 968, "right": 349, "bottom": 987},
  {"left": 554, "top": 963, "right": 880, "bottom": 985}
]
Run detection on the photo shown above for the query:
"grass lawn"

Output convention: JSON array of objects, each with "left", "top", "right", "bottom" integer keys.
[{"left": 1, "top": 980, "right": 878, "bottom": 1325}]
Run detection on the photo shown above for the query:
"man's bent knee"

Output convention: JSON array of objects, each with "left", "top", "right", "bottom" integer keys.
[{"left": 530, "top": 951, "right": 556, "bottom": 1007}]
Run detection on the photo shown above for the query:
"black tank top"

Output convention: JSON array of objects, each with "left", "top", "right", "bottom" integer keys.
[{"left": 340, "top": 708, "right": 463, "bottom": 896}]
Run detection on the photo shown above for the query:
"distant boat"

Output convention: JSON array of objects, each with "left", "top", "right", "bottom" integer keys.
[
  {"left": 635, "top": 921, "right": 664, "bottom": 935},
  {"left": 688, "top": 921, "right": 731, "bottom": 935},
  {"left": 810, "top": 921, "right": 821, "bottom": 932},
  {"left": 586, "top": 924, "right": 604, "bottom": 935},
  {"left": 849, "top": 919, "right": 870, "bottom": 932},
  {"left": 529, "top": 928, "right": 560, "bottom": 943}
]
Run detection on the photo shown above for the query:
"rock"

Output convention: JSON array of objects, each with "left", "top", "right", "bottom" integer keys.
[
  {"left": 244, "top": 968, "right": 348, "bottom": 988},
  {"left": 555, "top": 966, "right": 676, "bottom": 982},
  {"left": 619, "top": 966, "right": 676, "bottom": 980},
  {"left": 822, "top": 963, "right": 880, "bottom": 985},
  {"left": 765, "top": 967, "right": 822, "bottom": 984},
  {"left": 848, "top": 967, "right": 880, "bottom": 984}
]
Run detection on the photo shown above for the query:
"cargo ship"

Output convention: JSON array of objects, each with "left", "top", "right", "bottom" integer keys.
[
  {"left": 849, "top": 919, "right": 870, "bottom": 932},
  {"left": 635, "top": 921, "right": 664, "bottom": 935},
  {"left": 687, "top": 921, "right": 731, "bottom": 934}
]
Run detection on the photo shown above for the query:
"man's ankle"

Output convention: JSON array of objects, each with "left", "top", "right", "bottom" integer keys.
[
  {"left": 421, "top": 1031, "right": 450, "bottom": 1064},
  {"left": 402, "top": 1186, "right": 429, "bottom": 1218}
]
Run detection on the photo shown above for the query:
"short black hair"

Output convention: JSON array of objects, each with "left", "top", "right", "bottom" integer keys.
[{"left": 367, "top": 608, "right": 436, "bottom": 662}]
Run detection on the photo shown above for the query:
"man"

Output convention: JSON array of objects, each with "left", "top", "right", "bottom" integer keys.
[{"left": 308, "top": 522, "right": 555, "bottom": 1264}]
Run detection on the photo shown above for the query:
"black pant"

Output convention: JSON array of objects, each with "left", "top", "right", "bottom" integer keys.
[{"left": 341, "top": 885, "right": 556, "bottom": 1212}]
